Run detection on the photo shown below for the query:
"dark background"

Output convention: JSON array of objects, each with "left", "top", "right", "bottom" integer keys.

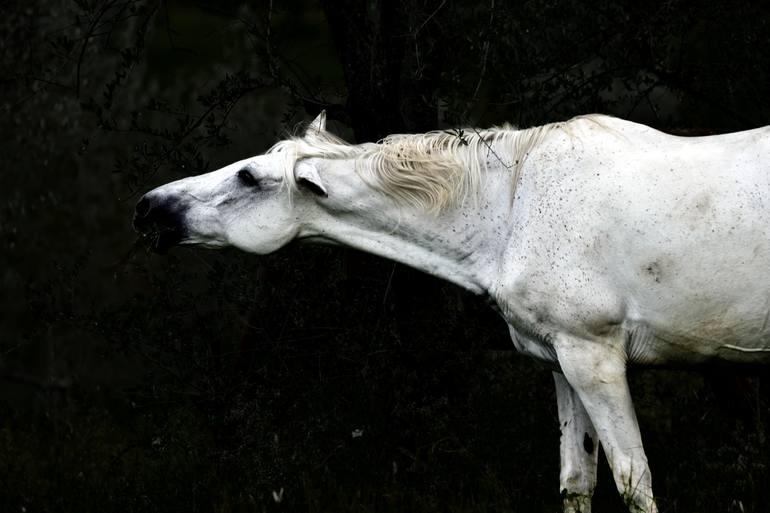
[{"left": 2, "top": 1, "right": 770, "bottom": 511}]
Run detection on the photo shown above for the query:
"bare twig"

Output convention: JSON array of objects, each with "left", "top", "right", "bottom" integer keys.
[
  {"left": 76, "top": 0, "right": 121, "bottom": 97},
  {"left": 471, "top": 0, "right": 495, "bottom": 100}
]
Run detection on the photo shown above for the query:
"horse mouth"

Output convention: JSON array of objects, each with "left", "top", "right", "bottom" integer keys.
[
  {"left": 142, "top": 227, "right": 184, "bottom": 254},
  {"left": 133, "top": 216, "right": 186, "bottom": 254}
]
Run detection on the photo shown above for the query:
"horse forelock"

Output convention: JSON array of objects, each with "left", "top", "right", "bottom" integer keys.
[{"left": 267, "top": 116, "right": 599, "bottom": 213}]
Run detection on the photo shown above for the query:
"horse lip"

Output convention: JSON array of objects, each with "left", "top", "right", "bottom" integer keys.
[
  {"left": 133, "top": 218, "right": 186, "bottom": 253},
  {"left": 152, "top": 228, "right": 184, "bottom": 254},
  {"left": 132, "top": 211, "right": 183, "bottom": 235},
  {"left": 133, "top": 212, "right": 152, "bottom": 232}
]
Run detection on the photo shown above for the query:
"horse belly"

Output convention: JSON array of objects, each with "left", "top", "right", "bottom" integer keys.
[{"left": 625, "top": 318, "right": 770, "bottom": 366}]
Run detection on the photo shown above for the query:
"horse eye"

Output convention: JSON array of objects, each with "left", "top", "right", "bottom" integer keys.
[{"left": 237, "top": 168, "right": 260, "bottom": 188}]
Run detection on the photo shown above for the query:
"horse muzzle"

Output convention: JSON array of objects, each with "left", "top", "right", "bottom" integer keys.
[{"left": 133, "top": 192, "right": 188, "bottom": 253}]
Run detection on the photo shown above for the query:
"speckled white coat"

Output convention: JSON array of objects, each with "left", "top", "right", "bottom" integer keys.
[{"left": 138, "top": 114, "right": 770, "bottom": 513}]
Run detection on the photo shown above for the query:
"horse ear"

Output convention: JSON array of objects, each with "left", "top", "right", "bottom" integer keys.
[
  {"left": 295, "top": 161, "right": 328, "bottom": 197},
  {"left": 306, "top": 110, "right": 327, "bottom": 134}
]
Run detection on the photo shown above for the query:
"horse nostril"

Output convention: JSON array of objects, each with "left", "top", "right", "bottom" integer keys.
[
  {"left": 133, "top": 193, "right": 187, "bottom": 242},
  {"left": 135, "top": 196, "right": 152, "bottom": 218}
]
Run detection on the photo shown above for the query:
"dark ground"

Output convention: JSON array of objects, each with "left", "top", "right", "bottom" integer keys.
[{"left": 2, "top": 1, "right": 770, "bottom": 511}]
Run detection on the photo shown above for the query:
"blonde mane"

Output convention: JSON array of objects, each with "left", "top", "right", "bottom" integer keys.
[{"left": 268, "top": 116, "right": 600, "bottom": 213}]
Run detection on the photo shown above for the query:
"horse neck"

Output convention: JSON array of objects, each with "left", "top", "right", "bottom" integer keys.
[{"left": 301, "top": 160, "right": 511, "bottom": 295}]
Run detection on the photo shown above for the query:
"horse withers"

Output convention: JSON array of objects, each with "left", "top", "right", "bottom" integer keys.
[{"left": 134, "top": 111, "right": 770, "bottom": 513}]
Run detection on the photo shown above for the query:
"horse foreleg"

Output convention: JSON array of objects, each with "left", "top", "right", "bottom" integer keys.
[
  {"left": 553, "top": 334, "right": 657, "bottom": 513},
  {"left": 554, "top": 371, "right": 598, "bottom": 513}
]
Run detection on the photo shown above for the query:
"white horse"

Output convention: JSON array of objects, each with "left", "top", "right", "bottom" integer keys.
[{"left": 134, "top": 111, "right": 770, "bottom": 513}]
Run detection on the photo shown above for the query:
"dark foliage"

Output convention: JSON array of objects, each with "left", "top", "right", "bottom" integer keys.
[{"left": 1, "top": 1, "right": 770, "bottom": 511}]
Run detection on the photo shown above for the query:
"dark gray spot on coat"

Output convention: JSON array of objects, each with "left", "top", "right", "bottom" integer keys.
[
  {"left": 693, "top": 192, "right": 713, "bottom": 213},
  {"left": 583, "top": 432, "right": 594, "bottom": 454},
  {"left": 643, "top": 261, "right": 662, "bottom": 283}
]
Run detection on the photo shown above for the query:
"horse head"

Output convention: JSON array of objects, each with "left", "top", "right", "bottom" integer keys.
[{"left": 133, "top": 112, "right": 329, "bottom": 254}]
